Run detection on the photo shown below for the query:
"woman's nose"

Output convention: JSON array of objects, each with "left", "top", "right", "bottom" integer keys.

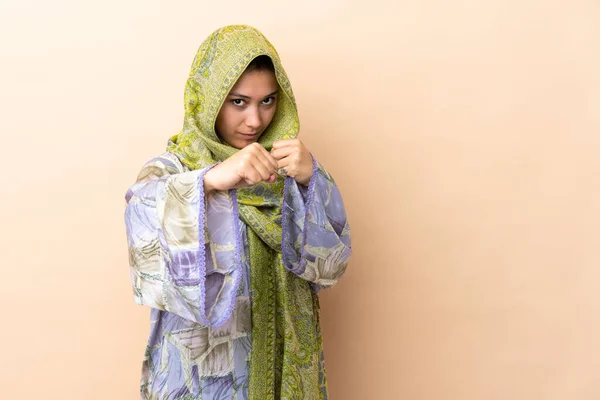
[{"left": 245, "top": 107, "right": 261, "bottom": 129}]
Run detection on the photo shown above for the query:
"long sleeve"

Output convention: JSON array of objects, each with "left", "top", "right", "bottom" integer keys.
[
  {"left": 124, "top": 152, "right": 243, "bottom": 328},
  {"left": 281, "top": 156, "right": 352, "bottom": 291}
]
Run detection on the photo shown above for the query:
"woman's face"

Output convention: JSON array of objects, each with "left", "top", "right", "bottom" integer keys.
[{"left": 215, "top": 69, "right": 279, "bottom": 149}]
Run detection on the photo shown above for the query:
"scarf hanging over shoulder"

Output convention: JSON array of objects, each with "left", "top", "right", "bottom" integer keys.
[{"left": 166, "top": 25, "right": 327, "bottom": 400}]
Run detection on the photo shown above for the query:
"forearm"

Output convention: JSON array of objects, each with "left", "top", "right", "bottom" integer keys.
[
  {"left": 124, "top": 153, "right": 242, "bottom": 327},
  {"left": 280, "top": 157, "right": 352, "bottom": 289}
]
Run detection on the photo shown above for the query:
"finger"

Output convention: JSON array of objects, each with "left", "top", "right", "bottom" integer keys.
[
  {"left": 270, "top": 146, "right": 297, "bottom": 160},
  {"left": 252, "top": 155, "right": 274, "bottom": 181},
  {"left": 241, "top": 166, "right": 263, "bottom": 185},
  {"left": 253, "top": 149, "right": 283, "bottom": 181},
  {"left": 272, "top": 139, "right": 299, "bottom": 150},
  {"left": 276, "top": 157, "right": 295, "bottom": 177},
  {"left": 276, "top": 156, "right": 291, "bottom": 169},
  {"left": 262, "top": 151, "right": 279, "bottom": 172},
  {"left": 238, "top": 148, "right": 270, "bottom": 183},
  {"left": 253, "top": 143, "right": 279, "bottom": 170}
]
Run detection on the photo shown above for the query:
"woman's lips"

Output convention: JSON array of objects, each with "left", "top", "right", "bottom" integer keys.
[{"left": 238, "top": 132, "right": 259, "bottom": 138}]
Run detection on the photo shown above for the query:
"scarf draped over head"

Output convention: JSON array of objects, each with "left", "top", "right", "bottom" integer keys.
[
  {"left": 167, "top": 24, "right": 300, "bottom": 250},
  {"left": 167, "top": 25, "right": 327, "bottom": 399}
]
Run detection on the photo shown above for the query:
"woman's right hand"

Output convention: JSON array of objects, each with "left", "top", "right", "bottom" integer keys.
[{"left": 204, "top": 142, "right": 279, "bottom": 193}]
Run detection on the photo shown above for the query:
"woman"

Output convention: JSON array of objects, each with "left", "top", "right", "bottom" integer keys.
[{"left": 124, "top": 24, "right": 352, "bottom": 400}]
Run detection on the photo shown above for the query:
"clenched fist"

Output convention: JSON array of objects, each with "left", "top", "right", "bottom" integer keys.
[
  {"left": 203, "top": 142, "right": 278, "bottom": 193},
  {"left": 270, "top": 139, "right": 313, "bottom": 186}
]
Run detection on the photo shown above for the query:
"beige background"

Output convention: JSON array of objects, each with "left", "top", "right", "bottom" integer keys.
[{"left": 1, "top": 0, "right": 599, "bottom": 398}]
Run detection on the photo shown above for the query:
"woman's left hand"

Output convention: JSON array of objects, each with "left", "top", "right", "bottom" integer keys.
[{"left": 271, "top": 139, "right": 314, "bottom": 186}]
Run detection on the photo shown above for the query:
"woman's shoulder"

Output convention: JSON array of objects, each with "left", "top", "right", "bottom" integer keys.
[
  {"left": 135, "top": 152, "right": 189, "bottom": 182},
  {"left": 153, "top": 152, "right": 192, "bottom": 171}
]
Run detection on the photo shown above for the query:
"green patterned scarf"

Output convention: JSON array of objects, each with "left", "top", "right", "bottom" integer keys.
[{"left": 166, "top": 25, "right": 327, "bottom": 399}]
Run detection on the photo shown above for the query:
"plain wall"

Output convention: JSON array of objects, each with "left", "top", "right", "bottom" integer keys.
[{"left": 1, "top": 0, "right": 599, "bottom": 398}]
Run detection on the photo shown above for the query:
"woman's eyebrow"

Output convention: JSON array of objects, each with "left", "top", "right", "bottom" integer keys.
[{"left": 228, "top": 90, "right": 278, "bottom": 99}]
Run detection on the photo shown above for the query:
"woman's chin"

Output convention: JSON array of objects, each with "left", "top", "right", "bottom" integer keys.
[
  {"left": 221, "top": 133, "right": 262, "bottom": 149},
  {"left": 237, "top": 138, "right": 260, "bottom": 148}
]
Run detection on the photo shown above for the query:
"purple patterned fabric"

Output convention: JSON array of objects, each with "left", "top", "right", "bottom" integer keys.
[
  {"left": 124, "top": 152, "right": 352, "bottom": 399},
  {"left": 124, "top": 155, "right": 243, "bottom": 327},
  {"left": 281, "top": 155, "right": 352, "bottom": 291}
]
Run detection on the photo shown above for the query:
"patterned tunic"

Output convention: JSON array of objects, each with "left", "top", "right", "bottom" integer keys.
[{"left": 124, "top": 152, "right": 351, "bottom": 399}]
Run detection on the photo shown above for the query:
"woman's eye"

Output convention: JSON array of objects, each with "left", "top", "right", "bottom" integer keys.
[
  {"left": 262, "top": 97, "right": 275, "bottom": 105},
  {"left": 232, "top": 99, "right": 245, "bottom": 106}
]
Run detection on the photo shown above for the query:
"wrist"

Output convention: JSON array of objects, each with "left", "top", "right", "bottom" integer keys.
[
  {"left": 203, "top": 169, "right": 215, "bottom": 194},
  {"left": 297, "top": 172, "right": 312, "bottom": 187},
  {"left": 298, "top": 153, "right": 315, "bottom": 187}
]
